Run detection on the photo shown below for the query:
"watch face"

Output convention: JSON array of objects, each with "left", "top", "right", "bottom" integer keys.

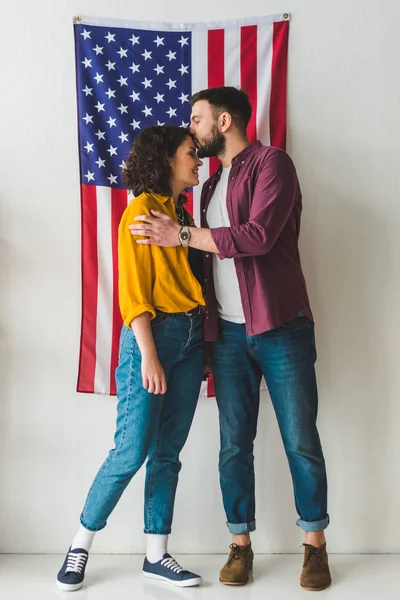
[{"left": 181, "top": 232, "right": 189, "bottom": 241}]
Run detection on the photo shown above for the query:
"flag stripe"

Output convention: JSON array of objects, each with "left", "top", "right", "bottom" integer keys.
[
  {"left": 110, "top": 188, "right": 129, "bottom": 395},
  {"left": 256, "top": 22, "right": 274, "bottom": 145},
  {"left": 241, "top": 25, "right": 258, "bottom": 143},
  {"left": 94, "top": 186, "right": 114, "bottom": 393},
  {"left": 208, "top": 29, "right": 225, "bottom": 176},
  {"left": 270, "top": 20, "right": 289, "bottom": 149},
  {"left": 77, "top": 184, "right": 98, "bottom": 393}
]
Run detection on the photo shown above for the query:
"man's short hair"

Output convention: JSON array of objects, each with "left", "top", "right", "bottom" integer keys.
[{"left": 190, "top": 86, "right": 252, "bottom": 135}]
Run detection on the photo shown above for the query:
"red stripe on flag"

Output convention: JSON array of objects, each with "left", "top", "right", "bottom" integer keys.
[
  {"left": 208, "top": 29, "right": 225, "bottom": 175},
  {"left": 109, "top": 189, "right": 128, "bottom": 395},
  {"left": 270, "top": 21, "right": 289, "bottom": 150},
  {"left": 77, "top": 184, "right": 98, "bottom": 393},
  {"left": 240, "top": 25, "right": 258, "bottom": 143}
]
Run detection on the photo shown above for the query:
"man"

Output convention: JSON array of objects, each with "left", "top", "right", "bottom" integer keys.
[{"left": 129, "top": 87, "right": 331, "bottom": 591}]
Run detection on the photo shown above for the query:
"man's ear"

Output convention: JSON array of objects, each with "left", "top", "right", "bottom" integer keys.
[{"left": 219, "top": 111, "right": 232, "bottom": 133}]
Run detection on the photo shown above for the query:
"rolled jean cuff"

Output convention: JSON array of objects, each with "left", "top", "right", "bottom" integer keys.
[
  {"left": 227, "top": 520, "right": 256, "bottom": 535},
  {"left": 296, "top": 514, "right": 330, "bottom": 532},
  {"left": 80, "top": 516, "right": 106, "bottom": 532},
  {"left": 144, "top": 528, "right": 171, "bottom": 535}
]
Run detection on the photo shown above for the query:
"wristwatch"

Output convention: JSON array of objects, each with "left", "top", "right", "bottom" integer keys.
[{"left": 179, "top": 225, "right": 191, "bottom": 247}]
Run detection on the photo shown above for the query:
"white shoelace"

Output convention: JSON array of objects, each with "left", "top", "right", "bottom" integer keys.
[
  {"left": 160, "top": 556, "right": 184, "bottom": 573},
  {"left": 66, "top": 551, "right": 87, "bottom": 574}
]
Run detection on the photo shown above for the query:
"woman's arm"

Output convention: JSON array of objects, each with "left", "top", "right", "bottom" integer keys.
[{"left": 130, "top": 313, "right": 167, "bottom": 395}]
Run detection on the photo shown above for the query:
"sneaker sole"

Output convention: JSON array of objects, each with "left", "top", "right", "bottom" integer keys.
[
  {"left": 143, "top": 571, "right": 202, "bottom": 587},
  {"left": 56, "top": 580, "right": 83, "bottom": 592}
]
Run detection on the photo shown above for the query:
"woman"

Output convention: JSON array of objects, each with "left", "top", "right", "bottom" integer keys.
[{"left": 57, "top": 126, "right": 205, "bottom": 590}]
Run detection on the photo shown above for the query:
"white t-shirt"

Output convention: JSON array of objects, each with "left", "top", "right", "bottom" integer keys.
[{"left": 206, "top": 167, "right": 245, "bottom": 324}]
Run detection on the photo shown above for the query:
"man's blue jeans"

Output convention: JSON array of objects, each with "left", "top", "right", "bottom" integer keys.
[
  {"left": 212, "top": 316, "right": 329, "bottom": 534},
  {"left": 80, "top": 311, "right": 204, "bottom": 534}
]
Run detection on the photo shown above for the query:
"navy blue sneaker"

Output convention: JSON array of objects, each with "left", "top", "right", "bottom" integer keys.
[
  {"left": 143, "top": 553, "right": 202, "bottom": 587},
  {"left": 56, "top": 547, "right": 89, "bottom": 591}
]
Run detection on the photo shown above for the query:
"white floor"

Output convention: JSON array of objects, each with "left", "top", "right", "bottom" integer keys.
[{"left": 0, "top": 554, "right": 399, "bottom": 600}]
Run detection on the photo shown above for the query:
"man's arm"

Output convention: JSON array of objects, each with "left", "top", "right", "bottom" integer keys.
[{"left": 129, "top": 149, "right": 298, "bottom": 258}]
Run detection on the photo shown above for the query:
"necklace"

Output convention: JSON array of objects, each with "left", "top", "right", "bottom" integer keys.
[{"left": 175, "top": 202, "right": 186, "bottom": 227}]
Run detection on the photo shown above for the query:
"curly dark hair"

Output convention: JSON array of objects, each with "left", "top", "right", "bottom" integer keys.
[{"left": 123, "top": 126, "right": 194, "bottom": 199}]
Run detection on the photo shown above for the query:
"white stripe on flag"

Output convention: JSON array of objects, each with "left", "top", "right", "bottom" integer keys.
[
  {"left": 224, "top": 26, "right": 240, "bottom": 88},
  {"left": 95, "top": 186, "right": 114, "bottom": 393},
  {"left": 191, "top": 29, "right": 209, "bottom": 226},
  {"left": 256, "top": 22, "right": 274, "bottom": 145}
]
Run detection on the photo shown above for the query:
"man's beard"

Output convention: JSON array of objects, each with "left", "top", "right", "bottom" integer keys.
[{"left": 196, "top": 124, "right": 226, "bottom": 159}]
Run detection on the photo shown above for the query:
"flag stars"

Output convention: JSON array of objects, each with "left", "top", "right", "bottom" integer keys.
[
  {"left": 141, "top": 49, "right": 152, "bottom": 60},
  {"left": 95, "top": 130, "right": 106, "bottom": 140},
  {"left": 154, "top": 64, "right": 164, "bottom": 75},
  {"left": 154, "top": 36, "right": 164, "bottom": 46},
  {"left": 166, "top": 78, "right": 177, "bottom": 90},
  {"left": 117, "top": 103, "right": 128, "bottom": 114},
  {"left": 82, "top": 57, "right": 92, "bottom": 69},
  {"left": 154, "top": 92, "right": 165, "bottom": 103},
  {"left": 178, "top": 64, "right": 189, "bottom": 75},
  {"left": 82, "top": 85, "right": 93, "bottom": 96},
  {"left": 178, "top": 35, "right": 189, "bottom": 47},
  {"left": 117, "top": 75, "right": 128, "bottom": 86},
  {"left": 142, "top": 106, "right": 153, "bottom": 117},
  {"left": 130, "top": 119, "right": 141, "bottom": 130},
  {"left": 81, "top": 29, "right": 91, "bottom": 40},
  {"left": 105, "top": 60, "right": 116, "bottom": 71},
  {"left": 95, "top": 157, "right": 106, "bottom": 168},
  {"left": 166, "top": 50, "right": 177, "bottom": 61},
  {"left": 130, "top": 34, "right": 140, "bottom": 45},
  {"left": 107, "top": 117, "right": 117, "bottom": 128},
  {"left": 105, "top": 88, "right": 116, "bottom": 99},
  {"left": 166, "top": 107, "right": 177, "bottom": 118},
  {"left": 129, "top": 62, "right": 140, "bottom": 74},
  {"left": 94, "top": 72, "right": 104, "bottom": 84},
  {"left": 129, "top": 90, "right": 140, "bottom": 102},
  {"left": 105, "top": 32, "right": 116, "bottom": 43},
  {"left": 178, "top": 92, "right": 189, "bottom": 103},
  {"left": 141, "top": 77, "right": 152, "bottom": 89},
  {"left": 117, "top": 47, "right": 128, "bottom": 58},
  {"left": 107, "top": 174, "right": 118, "bottom": 185},
  {"left": 84, "top": 142, "right": 94, "bottom": 153},
  {"left": 107, "top": 145, "right": 118, "bottom": 156},
  {"left": 82, "top": 113, "right": 93, "bottom": 124},
  {"left": 118, "top": 131, "right": 129, "bottom": 143},
  {"left": 181, "top": 120, "right": 189, "bottom": 127},
  {"left": 84, "top": 170, "right": 95, "bottom": 182},
  {"left": 93, "top": 44, "right": 103, "bottom": 55},
  {"left": 95, "top": 101, "right": 105, "bottom": 112}
]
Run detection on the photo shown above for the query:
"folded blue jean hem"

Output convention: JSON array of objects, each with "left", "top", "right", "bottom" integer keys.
[
  {"left": 227, "top": 520, "right": 256, "bottom": 534},
  {"left": 296, "top": 515, "right": 330, "bottom": 532}
]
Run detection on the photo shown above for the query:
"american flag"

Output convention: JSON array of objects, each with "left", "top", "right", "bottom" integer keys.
[{"left": 73, "top": 13, "right": 290, "bottom": 397}]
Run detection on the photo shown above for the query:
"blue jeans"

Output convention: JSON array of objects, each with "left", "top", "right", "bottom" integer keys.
[
  {"left": 212, "top": 316, "right": 329, "bottom": 534},
  {"left": 80, "top": 311, "right": 204, "bottom": 534}
]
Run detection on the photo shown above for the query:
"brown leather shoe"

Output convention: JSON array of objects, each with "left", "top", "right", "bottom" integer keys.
[
  {"left": 300, "top": 543, "right": 332, "bottom": 591},
  {"left": 219, "top": 543, "right": 254, "bottom": 586}
]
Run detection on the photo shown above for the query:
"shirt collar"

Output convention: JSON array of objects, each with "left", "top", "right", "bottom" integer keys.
[{"left": 213, "top": 140, "right": 263, "bottom": 178}]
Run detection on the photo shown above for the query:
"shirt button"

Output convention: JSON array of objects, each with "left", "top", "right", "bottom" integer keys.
[
  {"left": 204, "top": 278, "right": 207, "bottom": 283},
  {"left": 205, "top": 254, "right": 209, "bottom": 258},
  {"left": 206, "top": 316, "right": 209, "bottom": 319},
  {"left": 202, "top": 208, "right": 206, "bottom": 212}
]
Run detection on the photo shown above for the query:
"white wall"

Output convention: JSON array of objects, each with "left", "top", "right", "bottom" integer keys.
[{"left": 0, "top": 0, "right": 399, "bottom": 554}]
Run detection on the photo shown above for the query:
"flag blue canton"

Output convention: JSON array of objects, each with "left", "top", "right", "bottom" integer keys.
[{"left": 75, "top": 24, "right": 192, "bottom": 188}]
